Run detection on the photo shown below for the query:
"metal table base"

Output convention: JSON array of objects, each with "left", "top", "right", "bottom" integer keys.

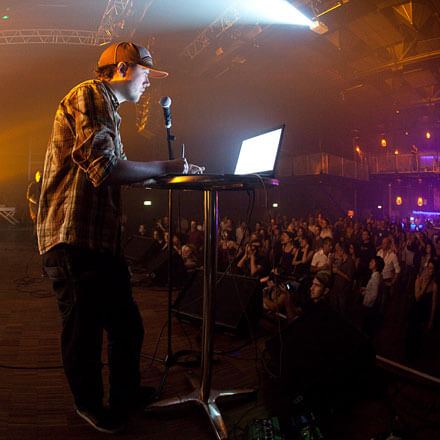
[
  {"left": 147, "top": 371, "right": 255, "bottom": 440},
  {"left": 143, "top": 176, "right": 278, "bottom": 439}
]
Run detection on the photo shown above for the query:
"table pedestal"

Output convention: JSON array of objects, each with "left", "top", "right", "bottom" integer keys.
[
  {"left": 148, "top": 371, "right": 255, "bottom": 440},
  {"left": 144, "top": 176, "right": 278, "bottom": 439}
]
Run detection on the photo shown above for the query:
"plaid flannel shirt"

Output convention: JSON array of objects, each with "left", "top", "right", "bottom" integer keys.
[{"left": 37, "top": 80, "right": 126, "bottom": 256}]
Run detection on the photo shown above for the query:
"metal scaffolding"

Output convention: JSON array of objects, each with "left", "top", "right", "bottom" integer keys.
[
  {"left": 97, "top": 0, "right": 133, "bottom": 39},
  {"left": 0, "top": 29, "right": 109, "bottom": 45},
  {"left": 183, "top": 3, "right": 240, "bottom": 60},
  {"left": 0, "top": 0, "right": 152, "bottom": 46}
]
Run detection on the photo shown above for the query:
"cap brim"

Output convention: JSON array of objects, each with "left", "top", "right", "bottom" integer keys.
[{"left": 139, "top": 64, "right": 168, "bottom": 78}]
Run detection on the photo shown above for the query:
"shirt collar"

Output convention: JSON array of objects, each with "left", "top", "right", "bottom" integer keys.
[{"left": 101, "top": 81, "right": 120, "bottom": 111}]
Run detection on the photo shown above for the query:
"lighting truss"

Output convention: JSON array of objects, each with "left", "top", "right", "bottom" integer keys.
[
  {"left": 183, "top": 3, "right": 240, "bottom": 60},
  {"left": 0, "top": 0, "right": 150, "bottom": 46},
  {"left": 97, "top": 0, "right": 134, "bottom": 39},
  {"left": 0, "top": 29, "right": 110, "bottom": 45}
]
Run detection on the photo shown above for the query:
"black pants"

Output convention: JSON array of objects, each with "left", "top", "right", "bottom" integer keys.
[{"left": 43, "top": 244, "right": 144, "bottom": 410}]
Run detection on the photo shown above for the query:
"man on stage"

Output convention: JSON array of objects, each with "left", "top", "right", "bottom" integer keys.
[{"left": 37, "top": 42, "right": 203, "bottom": 433}]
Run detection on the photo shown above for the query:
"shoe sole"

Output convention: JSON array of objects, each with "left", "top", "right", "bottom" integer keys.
[{"left": 75, "top": 407, "right": 124, "bottom": 434}]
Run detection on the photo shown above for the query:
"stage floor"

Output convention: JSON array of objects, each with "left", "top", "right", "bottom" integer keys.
[{"left": 0, "top": 227, "right": 439, "bottom": 440}]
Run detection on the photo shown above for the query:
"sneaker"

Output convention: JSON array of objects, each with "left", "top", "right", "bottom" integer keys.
[{"left": 74, "top": 404, "right": 125, "bottom": 434}]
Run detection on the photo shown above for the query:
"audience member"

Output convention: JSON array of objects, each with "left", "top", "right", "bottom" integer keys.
[
  {"left": 330, "top": 242, "right": 355, "bottom": 319},
  {"left": 310, "top": 237, "right": 333, "bottom": 274},
  {"left": 360, "top": 256, "right": 385, "bottom": 339}
]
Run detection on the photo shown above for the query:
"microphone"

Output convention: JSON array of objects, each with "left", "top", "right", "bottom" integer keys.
[{"left": 159, "top": 96, "right": 172, "bottom": 129}]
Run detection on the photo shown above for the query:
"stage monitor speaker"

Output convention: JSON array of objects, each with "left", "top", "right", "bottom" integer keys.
[
  {"left": 172, "top": 269, "right": 262, "bottom": 334},
  {"left": 144, "top": 248, "right": 186, "bottom": 286},
  {"left": 124, "top": 235, "right": 156, "bottom": 263}
]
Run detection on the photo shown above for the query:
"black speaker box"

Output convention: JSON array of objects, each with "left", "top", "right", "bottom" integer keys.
[
  {"left": 172, "top": 270, "right": 262, "bottom": 334},
  {"left": 144, "top": 248, "right": 186, "bottom": 286},
  {"left": 124, "top": 235, "right": 156, "bottom": 263}
]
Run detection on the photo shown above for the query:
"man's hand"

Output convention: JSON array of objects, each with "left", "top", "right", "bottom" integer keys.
[
  {"left": 166, "top": 159, "right": 205, "bottom": 175},
  {"left": 188, "top": 163, "right": 205, "bottom": 174},
  {"left": 164, "top": 158, "right": 188, "bottom": 174}
]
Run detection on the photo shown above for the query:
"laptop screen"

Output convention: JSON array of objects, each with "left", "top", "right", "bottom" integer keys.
[{"left": 233, "top": 124, "right": 285, "bottom": 176}]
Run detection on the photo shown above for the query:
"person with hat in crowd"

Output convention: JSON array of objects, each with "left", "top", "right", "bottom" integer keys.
[
  {"left": 263, "top": 269, "right": 375, "bottom": 418},
  {"left": 37, "top": 42, "right": 204, "bottom": 433}
]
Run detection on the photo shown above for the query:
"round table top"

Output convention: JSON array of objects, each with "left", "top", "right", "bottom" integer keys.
[{"left": 143, "top": 174, "right": 279, "bottom": 191}]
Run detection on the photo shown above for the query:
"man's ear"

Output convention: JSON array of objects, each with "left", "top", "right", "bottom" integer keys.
[
  {"left": 116, "top": 62, "right": 129, "bottom": 77},
  {"left": 323, "top": 287, "right": 329, "bottom": 297}
]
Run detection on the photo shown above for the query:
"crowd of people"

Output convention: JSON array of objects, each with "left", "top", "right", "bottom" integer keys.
[{"left": 137, "top": 213, "right": 439, "bottom": 359}]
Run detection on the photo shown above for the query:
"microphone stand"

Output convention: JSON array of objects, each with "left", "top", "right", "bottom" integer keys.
[
  {"left": 147, "top": 124, "right": 199, "bottom": 401},
  {"left": 166, "top": 127, "right": 176, "bottom": 160}
]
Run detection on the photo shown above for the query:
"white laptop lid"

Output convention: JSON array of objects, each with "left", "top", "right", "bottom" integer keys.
[{"left": 233, "top": 124, "right": 285, "bottom": 177}]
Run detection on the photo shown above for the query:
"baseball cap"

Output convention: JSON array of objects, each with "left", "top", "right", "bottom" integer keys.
[{"left": 98, "top": 42, "right": 168, "bottom": 79}]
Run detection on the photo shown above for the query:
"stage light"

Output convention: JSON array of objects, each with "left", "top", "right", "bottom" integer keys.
[
  {"left": 377, "top": 205, "right": 382, "bottom": 209},
  {"left": 394, "top": 149, "right": 399, "bottom": 155},
  {"left": 1, "top": 15, "right": 8, "bottom": 19},
  {"left": 355, "top": 145, "right": 361, "bottom": 154},
  {"left": 244, "top": 0, "right": 313, "bottom": 26},
  {"left": 426, "top": 131, "right": 431, "bottom": 139},
  {"left": 417, "top": 197, "right": 423, "bottom": 207},
  {"left": 309, "top": 20, "right": 328, "bottom": 34},
  {"left": 143, "top": 201, "right": 152, "bottom": 206},
  {"left": 272, "top": 203, "right": 279, "bottom": 208},
  {"left": 396, "top": 196, "right": 402, "bottom": 206},
  {"left": 381, "top": 138, "right": 387, "bottom": 147}
]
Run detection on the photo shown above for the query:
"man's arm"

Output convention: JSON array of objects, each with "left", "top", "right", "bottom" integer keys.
[
  {"left": 249, "top": 254, "right": 262, "bottom": 276},
  {"left": 106, "top": 157, "right": 187, "bottom": 185},
  {"left": 236, "top": 248, "right": 248, "bottom": 269}
]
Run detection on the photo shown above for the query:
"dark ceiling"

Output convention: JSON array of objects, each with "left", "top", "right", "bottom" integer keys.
[{"left": 1, "top": 0, "right": 440, "bottom": 196}]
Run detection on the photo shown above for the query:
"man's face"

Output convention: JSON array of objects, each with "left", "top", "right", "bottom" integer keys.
[
  {"left": 249, "top": 241, "right": 261, "bottom": 255},
  {"left": 362, "top": 231, "right": 369, "bottom": 242},
  {"left": 310, "top": 278, "right": 327, "bottom": 302},
  {"left": 323, "top": 241, "right": 332, "bottom": 254},
  {"left": 122, "top": 64, "right": 150, "bottom": 103},
  {"left": 281, "top": 232, "right": 290, "bottom": 244}
]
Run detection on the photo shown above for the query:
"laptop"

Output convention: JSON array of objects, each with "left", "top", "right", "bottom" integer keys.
[
  {"left": 152, "top": 124, "right": 285, "bottom": 182},
  {"left": 232, "top": 124, "right": 285, "bottom": 177}
]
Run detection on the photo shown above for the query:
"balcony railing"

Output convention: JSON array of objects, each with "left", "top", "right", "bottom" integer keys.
[
  {"left": 291, "top": 153, "right": 369, "bottom": 180},
  {"left": 368, "top": 153, "right": 440, "bottom": 174}
]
